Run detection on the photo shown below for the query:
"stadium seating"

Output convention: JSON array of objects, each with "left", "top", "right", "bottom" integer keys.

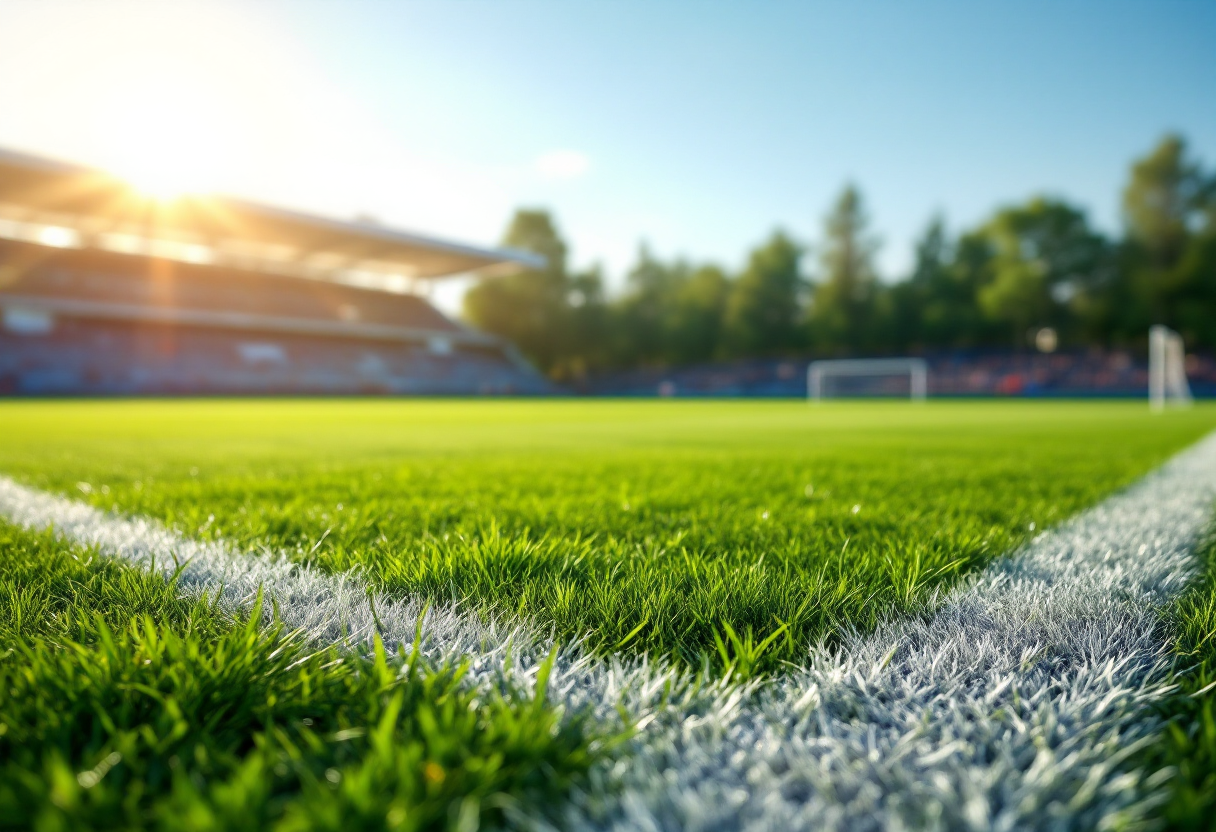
[
  {"left": 0, "top": 239, "right": 461, "bottom": 332},
  {"left": 0, "top": 318, "right": 549, "bottom": 395},
  {"left": 0, "top": 239, "right": 551, "bottom": 396}
]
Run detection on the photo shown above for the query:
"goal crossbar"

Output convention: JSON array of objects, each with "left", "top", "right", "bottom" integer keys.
[{"left": 808, "top": 358, "right": 928, "bottom": 402}]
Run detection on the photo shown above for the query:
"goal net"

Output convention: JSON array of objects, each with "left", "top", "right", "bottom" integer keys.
[
  {"left": 807, "top": 358, "right": 928, "bottom": 402},
  {"left": 1149, "top": 325, "right": 1193, "bottom": 411}
]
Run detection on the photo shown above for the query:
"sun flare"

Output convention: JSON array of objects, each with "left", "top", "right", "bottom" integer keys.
[{"left": 100, "top": 76, "right": 235, "bottom": 199}]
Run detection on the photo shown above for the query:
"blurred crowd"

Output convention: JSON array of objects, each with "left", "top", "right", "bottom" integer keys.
[{"left": 582, "top": 351, "right": 1216, "bottom": 399}]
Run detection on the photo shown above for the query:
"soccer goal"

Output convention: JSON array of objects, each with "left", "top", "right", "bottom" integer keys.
[
  {"left": 807, "top": 357, "right": 929, "bottom": 402},
  {"left": 1149, "top": 325, "right": 1193, "bottom": 411}
]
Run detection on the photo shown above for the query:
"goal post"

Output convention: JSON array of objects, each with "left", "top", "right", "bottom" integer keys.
[
  {"left": 807, "top": 357, "right": 929, "bottom": 402},
  {"left": 1149, "top": 325, "right": 1193, "bottom": 411}
]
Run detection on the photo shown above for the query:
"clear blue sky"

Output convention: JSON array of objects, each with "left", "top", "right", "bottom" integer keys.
[{"left": 1, "top": 0, "right": 1213, "bottom": 301}]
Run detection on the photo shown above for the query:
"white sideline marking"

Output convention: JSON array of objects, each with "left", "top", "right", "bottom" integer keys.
[
  {"left": 2, "top": 431, "right": 1216, "bottom": 830},
  {"left": 0, "top": 477, "right": 533, "bottom": 675}
]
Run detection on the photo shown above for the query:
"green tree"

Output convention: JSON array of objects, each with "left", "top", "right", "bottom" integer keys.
[
  {"left": 667, "top": 265, "right": 731, "bottom": 363},
  {"left": 722, "top": 231, "right": 805, "bottom": 357},
  {"left": 612, "top": 245, "right": 682, "bottom": 365},
  {"left": 977, "top": 243, "right": 1049, "bottom": 346},
  {"left": 613, "top": 248, "right": 732, "bottom": 366},
  {"left": 463, "top": 209, "right": 605, "bottom": 377},
  {"left": 1124, "top": 134, "right": 1205, "bottom": 271},
  {"left": 562, "top": 264, "right": 611, "bottom": 379},
  {"left": 808, "top": 185, "right": 880, "bottom": 352},
  {"left": 1173, "top": 185, "right": 1216, "bottom": 347},
  {"left": 461, "top": 136, "right": 1216, "bottom": 374},
  {"left": 887, "top": 217, "right": 954, "bottom": 350},
  {"left": 1116, "top": 134, "right": 1216, "bottom": 345},
  {"left": 976, "top": 198, "right": 1109, "bottom": 348},
  {"left": 943, "top": 231, "right": 1009, "bottom": 348}
]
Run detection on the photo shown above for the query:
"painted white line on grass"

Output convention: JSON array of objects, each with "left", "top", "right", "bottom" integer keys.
[
  {"left": 2, "top": 431, "right": 1216, "bottom": 830},
  {"left": 0, "top": 476, "right": 536, "bottom": 677},
  {"left": 568, "top": 431, "right": 1216, "bottom": 832}
]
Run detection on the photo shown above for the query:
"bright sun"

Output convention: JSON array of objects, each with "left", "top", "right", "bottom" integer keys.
[{"left": 101, "top": 75, "right": 236, "bottom": 199}]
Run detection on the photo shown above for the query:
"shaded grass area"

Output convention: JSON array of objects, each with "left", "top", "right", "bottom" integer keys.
[
  {"left": 1, "top": 399, "right": 1213, "bottom": 673},
  {"left": 0, "top": 521, "right": 602, "bottom": 831}
]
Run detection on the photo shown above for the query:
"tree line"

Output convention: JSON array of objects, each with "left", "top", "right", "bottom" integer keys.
[{"left": 464, "top": 135, "right": 1216, "bottom": 380}]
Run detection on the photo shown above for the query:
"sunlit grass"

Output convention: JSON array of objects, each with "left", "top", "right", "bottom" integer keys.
[
  {"left": 1138, "top": 525, "right": 1216, "bottom": 829},
  {"left": 0, "top": 521, "right": 603, "bottom": 831},
  {"left": 1, "top": 398, "right": 1212, "bottom": 674}
]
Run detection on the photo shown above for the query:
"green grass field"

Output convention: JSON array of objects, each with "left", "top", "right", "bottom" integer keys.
[
  {"left": 2, "top": 399, "right": 1212, "bottom": 671},
  {"left": 4, "top": 398, "right": 1216, "bottom": 830},
  {"left": 0, "top": 522, "right": 600, "bottom": 831},
  {"left": 1143, "top": 527, "right": 1216, "bottom": 830}
]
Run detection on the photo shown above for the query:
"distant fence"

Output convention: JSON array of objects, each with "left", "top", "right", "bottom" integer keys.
[{"left": 579, "top": 351, "right": 1216, "bottom": 398}]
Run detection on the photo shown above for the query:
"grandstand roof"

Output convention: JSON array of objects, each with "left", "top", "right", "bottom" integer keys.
[{"left": 0, "top": 147, "right": 544, "bottom": 285}]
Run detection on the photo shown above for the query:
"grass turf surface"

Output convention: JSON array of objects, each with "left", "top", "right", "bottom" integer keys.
[
  {"left": 0, "top": 521, "right": 602, "bottom": 831},
  {"left": 1142, "top": 522, "right": 1216, "bottom": 830},
  {"left": 1, "top": 399, "right": 1213, "bottom": 673}
]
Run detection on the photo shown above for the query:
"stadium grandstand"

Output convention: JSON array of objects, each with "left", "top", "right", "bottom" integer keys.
[{"left": 0, "top": 147, "right": 552, "bottom": 395}]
